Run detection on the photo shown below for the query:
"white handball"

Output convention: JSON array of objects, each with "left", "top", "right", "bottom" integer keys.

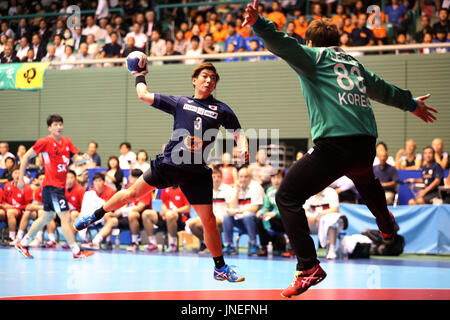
[{"left": 126, "top": 51, "right": 148, "bottom": 75}]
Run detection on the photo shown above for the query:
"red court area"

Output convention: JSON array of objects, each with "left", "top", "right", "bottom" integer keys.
[{"left": 3, "top": 289, "right": 450, "bottom": 300}]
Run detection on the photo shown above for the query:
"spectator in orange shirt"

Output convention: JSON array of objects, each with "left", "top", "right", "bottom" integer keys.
[
  {"left": 343, "top": 16, "right": 356, "bottom": 34},
  {"left": 331, "top": 4, "right": 347, "bottom": 25},
  {"left": 194, "top": 13, "right": 206, "bottom": 34},
  {"left": 267, "top": 1, "right": 286, "bottom": 30},
  {"left": 212, "top": 20, "right": 229, "bottom": 43},
  {"left": 294, "top": 15, "right": 308, "bottom": 38},
  {"left": 312, "top": 3, "right": 324, "bottom": 21},
  {"left": 236, "top": 17, "right": 250, "bottom": 38}
]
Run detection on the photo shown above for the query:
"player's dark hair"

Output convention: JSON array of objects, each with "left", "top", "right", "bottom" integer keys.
[
  {"left": 130, "top": 169, "right": 143, "bottom": 178},
  {"left": 191, "top": 62, "right": 220, "bottom": 83},
  {"left": 305, "top": 19, "right": 340, "bottom": 47},
  {"left": 93, "top": 172, "right": 105, "bottom": 181},
  {"left": 67, "top": 169, "right": 77, "bottom": 177},
  {"left": 47, "top": 114, "right": 63, "bottom": 127}
]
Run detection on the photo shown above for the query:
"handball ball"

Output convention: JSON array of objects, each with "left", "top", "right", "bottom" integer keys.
[{"left": 126, "top": 51, "right": 147, "bottom": 75}]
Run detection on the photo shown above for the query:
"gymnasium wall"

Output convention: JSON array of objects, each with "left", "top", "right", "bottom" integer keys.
[{"left": 0, "top": 53, "right": 449, "bottom": 163}]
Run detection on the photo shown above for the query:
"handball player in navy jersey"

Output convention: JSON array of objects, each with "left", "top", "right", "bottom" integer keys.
[{"left": 74, "top": 59, "right": 248, "bottom": 282}]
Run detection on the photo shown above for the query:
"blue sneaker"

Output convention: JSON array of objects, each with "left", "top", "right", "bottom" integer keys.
[
  {"left": 248, "top": 243, "right": 259, "bottom": 256},
  {"left": 214, "top": 264, "right": 245, "bottom": 282},
  {"left": 73, "top": 211, "right": 97, "bottom": 231},
  {"left": 223, "top": 244, "right": 238, "bottom": 255}
]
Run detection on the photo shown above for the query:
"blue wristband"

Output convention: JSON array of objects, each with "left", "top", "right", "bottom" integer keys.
[{"left": 410, "top": 98, "right": 418, "bottom": 112}]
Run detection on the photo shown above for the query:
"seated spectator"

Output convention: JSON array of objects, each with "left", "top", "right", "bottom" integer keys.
[
  {"left": 81, "top": 173, "right": 117, "bottom": 250},
  {"left": 385, "top": 0, "right": 408, "bottom": 36},
  {"left": 432, "top": 29, "right": 450, "bottom": 53},
  {"left": 212, "top": 20, "right": 229, "bottom": 43},
  {"left": 163, "top": 39, "right": 182, "bottom": 64},
  {"left": 125, "top": 23, "right": 147, "bottom": 51},
  {"left": 15, "top": 18, "right": 31, "bottom": 42},
  {"left": 432, "top": 8, "right": 449, "bottom": 36},
  {"left": 222, "top": 167, "right": 265, "bottom": 256},
  {"left": 267, "top": 1, "right": 287, "bottom": 30},
  {"left": 220, "top": 152, "right": 238, "bottom": 186},
  {"left": 354, "top": 0, "right": 366, "bottom": 17},
  {"left": 395, "top": 33, "right": 415, "bottom": 54},
  {"left": 408, "top": 146, "right": 444, "bottom": 205},
  {"left": 59, "top": 45, "right": 76, "bottom": 70},
  {"left": 122, "top": 169, "right": 155, "bottom": 252},
  {"left": 52, "top": 34, "right": 65, "bottom": 59},
  {"left": 415, "top": 15, "right": 433, "bottom": 43},
  {"left": 351, "top": 13, "right": 375, "bottom": 47},
  {"left": 71, "top": 26, "right": 86, "bottom": 52},
  {"left": 157, "top": 186, "right": 191, "bottom": 253},
  {"left": 343, "top": 16, "right": 356, "bottom": 35},
  {"left": 245, "top": 39, "right": 263, "bottom": 61},
  {"left": 285, "top": 21, "right": 304, "bottom": 43},
  {"left": 118, "top": 142, "right": 137, "bottom": 170},
  {"left": 0, "top": 157, "right": 16, "bottom": 185},
  {"left": 186, "top": 168, "right": 233, "bottom": 254},
  {"left": 87, "top": 141, "right": 101, "bottom": 167},
  {"left": 330, "top": 176, "right": 358, "bottom": 203},
  {"left": 0, "top": 44, "right": 20, "bottom": 63},
  {"left": 96, "top": 18, "right": 109, "bottom": 42},
  {"left": 202, "top": 33, "right": 222, "bottom": 60},
  {"left": 41, "top": 45, "right": 60, "bottom": 68},
  {"left": 432, "top": 138, "right": 448, "bottom": 169},
  {"left": 223, "top": 42, "right": 239, "bottom": 62},
  {"left": 236, "top": 17, "right": 249, "bottom": 38},
  {"left": 122, "top": 36, "right": 142, "bottom": 58},
  {"left": 113, "top": 15, "right": 128, "bottom": 40},
  {"left": 420, "top": 32, "right": 434, "bottom": 54},
  {"left": 3, "top": 166, "right": 33, "bottom": 244},
  {"left": 184, "top": 36, "right": 204, "bottom": 65},
  {"left": 374, "top": 142, "right": 396, "bottom": 166},
  {"left": 16, "top": 36, "right": 30, "bottom": 61},
  {"left": 303, "top": 186, "right": 347, "bottom": 260},
  {"left": 82, "top": 15, "right": 101, "bottom": 41},
  {"left": 23, "top": 48, "right": 38, "bottom": 62},
  {"left": 0, "top": 142, "right": 15, "bottom": 169},
  {"left": 373, "top": 150, "right": 398, "bottom": 205},
  {"left": 104, "top": 156, "right": 124, "bottom": 192},
  {"left": 144, "top": 10, "right": 162, "bottom": 38},
  {"left": 86, "top": 34, "right": 100, "bottom": 57},
  {"left": 50, "top": 19, "right": 65, "bottom": 40},
  {"left": 256, "top": 169, "right": 286, "bottom": 257},
  {"left": 441, "top": 173, "right": 450, "bottom": 204},
  {"left": 150, "top": 29, "right": 166, "bottom": 64},
  {"left": 104, "top": 24, "right": 122, "bottom": 46},
  {"left": 370, "top": 17, "right": 388, "bottom": 46},
  {"left": 395, "top": 139, "right": 422, "bottom": 170},
  {"left": 340, "top": 32, "right": 353, "bottom": 48},
  {"left": 248, "top": 149, "right": 274, "bottom": 190},
  {"left": 68, "top": 152, "right": 89, "bottom": 189},
  {"left": 1, "top": 22, "right": 15, "bottom": 39},
  {"left": 224, "top": 22, "right": 245, "bottom": 52},
  {"left": 10, "top": 172, "right": 45, "bottom": 247},
  {"left": 185, "top": 24, "right": 205, "bottom": 49},
  {"left": 100, "top": 31, "right": 121, "bottom": 59},
  {"left": 132, "top": 150, "right": 150, "bottom": 172},
  {"left": 174, "top": 29, "right": 188, "bottom": 55},
  {"left": 311, "top": 3, "right": 324, "bottom": 21},
  {"left": 331, "top": 4, "right": 347, "bottom": 25},
  {"left": 0, "top": 34, "right": 7, "bottom": 53},
  {"left": 293, "top": 15, "right": 308, "bottom": 39},
  {"left": 75, "top": 43, "right": 95, "bottom": 68}
]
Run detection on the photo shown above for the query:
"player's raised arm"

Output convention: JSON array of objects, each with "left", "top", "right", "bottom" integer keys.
[
  {"left": 126, "top": 51, "right": 155, "bottom": 105},
  {"left": 242, "top": 0, "right": 317, "bottom": 74}
]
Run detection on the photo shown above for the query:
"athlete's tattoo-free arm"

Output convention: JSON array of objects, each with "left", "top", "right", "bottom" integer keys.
[{"left": 136, "top": 82, "right": 155, "bottom": 105}]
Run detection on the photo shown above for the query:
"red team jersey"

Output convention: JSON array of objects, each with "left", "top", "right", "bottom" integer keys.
[
  {"left": 3, "top": 181, "right": 33, "bottom": 212},
  {"left": 90, "top": 185, "right": 116, "bottom": 202},
  {"left": 32, "top": 136, "right": 78, "bottom": 189},
  {"left": 65, "top": 183, "right": 86, "bottom": 212},
  {"left": 125, "top": 183, "right": 153, "bottom": 208},
  {"left": 34, "top": 186, "right": 43, "bottom": 205},
  {"left": 161, "top": 187, "right": 190, "bottom": 222},
  {"left": 0, "top": 187, "right": 4, "bottom": 206}
]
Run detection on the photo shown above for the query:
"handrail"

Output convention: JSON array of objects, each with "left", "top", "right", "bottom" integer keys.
[
  {"left": 47, "top": 42, "right": 450, "bottom": 66},
  {"left": 0, "top": 8, "right": 124, "bottom": 21}
]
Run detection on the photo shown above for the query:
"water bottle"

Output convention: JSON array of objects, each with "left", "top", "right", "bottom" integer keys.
[
  {"left": 267, "top": 241, "right": 273, "bottom": 258},
  {"left": 337, "top": 231, "right": 348, "bottom": 260},
  {"left": 112, "top": 228, "right": 120, "bottom": 250}
]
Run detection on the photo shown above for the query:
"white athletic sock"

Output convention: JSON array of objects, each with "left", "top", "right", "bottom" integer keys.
[
  {"left": 17, "top": 230, "right": 25, "bottom": 240},
  {"left": 70, "top": 244, "right": 80, "bottom": 254},
  {"left": 148, "top": 235, "right": 156, "bottom": 245},
  {"left": 78, "top": 229, "right": 88, "bottom": 242},
  {"left": 329, "top": 244, "right": 336, "bottom": 252},
  {"left": 9, "top": 231, "right": 16, "bottom": 240},
  {"left": 36, "top": 230, "right": 44, "bottom": 241},
  {"left": 48, "top": 233, "right": 56, "bottom": 242},
  {"left": 131, "top": 234, "right": 139, "bottom": 244},
  {"left": 21, "top": 235, "right": 32, "bottom": 246},
  {"left": 93, "top": 234, "right": 103, "bottom": 245},
  {"left": 169, "top": 236, "right": 177, "bottom": 246}
]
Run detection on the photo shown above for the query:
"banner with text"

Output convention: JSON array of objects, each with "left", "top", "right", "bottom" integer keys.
[{"left": 0, "top": 62, "right": 50, "bottom": 90}]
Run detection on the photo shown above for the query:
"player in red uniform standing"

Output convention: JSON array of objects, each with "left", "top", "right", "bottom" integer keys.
[{"left": 15, "top": 114, "right": 93, "bottom": 259}]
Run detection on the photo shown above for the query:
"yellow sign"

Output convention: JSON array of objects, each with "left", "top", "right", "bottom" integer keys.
[{"left": 14, "top": 62, "right": 50, "bottom": 89}]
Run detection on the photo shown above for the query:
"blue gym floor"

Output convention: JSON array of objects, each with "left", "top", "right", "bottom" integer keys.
[{"left": 1, "top": 247, "right": 449, "bottom": 300}]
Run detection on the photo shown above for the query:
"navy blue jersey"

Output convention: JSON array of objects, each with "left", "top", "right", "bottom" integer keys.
[
  {"left": 151, "top": 93, "right": 241, "bottom": 166},
  {"left": 421, "top": 162, "right": 444, "bottom": 189}
]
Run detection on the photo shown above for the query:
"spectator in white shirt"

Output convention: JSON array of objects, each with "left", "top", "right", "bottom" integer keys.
[
  {"left": 125, "top": 23, "right": 147, "bottom": 50},
  {"left": 86, "top": 34, "right": 100, "bottom": 57},
  {"left": 16, "top": 36, "right": 30, "bottom": 61},
  {"left": 184, "top": 36, "right": 204, "bottom": 65},
  {"left": 82, "top": 15, "right": 101, "bottom": 40},
  {"left": 53, "top": 34, "right": 66, "bottom": 59},
  {"left": 60, "top": 45, "right": 76, "bottom": 70},
  {"left": 132, "top": 150, "right": 150, "bottom": 172},
  {"left": 96, "top": 18, "right": 109, "bottom": 42},
  {"left": 150, "top": 29, "right": 166, "bottom": 65},
  {"left": 118, "top": 142, "right": 137, "bottom": 170},
  {"left": 0, "top": 142, "right": 15, "bottom": 169}
]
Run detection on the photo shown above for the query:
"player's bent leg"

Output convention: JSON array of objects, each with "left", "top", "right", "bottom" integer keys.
[
  {"left": 142, "top": 209, "right": 159, "bottom": 251},
  {"left": 6, "top": 208, "right": 19, "bottom": 242},
  {"left": 74, "top": 176, "right": 156, "bottom": 231}
]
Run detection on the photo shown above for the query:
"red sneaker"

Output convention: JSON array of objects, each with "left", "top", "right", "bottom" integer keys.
[
  {"left": 380, "top": 210, "right": 396, "bottom": 243},
  {"left": 281, "top": 263, "right": 327, "bottom": 298},
  {"left": 73, "top": 250, "right": 94, "bottom": 260},
  {"left": 15, "top": 243, "right": 33, "bottom": 259}
]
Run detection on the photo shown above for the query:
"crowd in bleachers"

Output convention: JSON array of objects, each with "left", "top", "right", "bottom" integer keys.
[
  {"left": 1, "top": 137, "right": 449, "bottom": 258},
  {"left": 1, "top": 1, "right": 449, "bottom": 66}
]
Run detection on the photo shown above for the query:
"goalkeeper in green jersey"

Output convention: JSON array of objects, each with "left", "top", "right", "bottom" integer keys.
[{"left": 243, "top": 0, "right": 438, "bottom": 298}]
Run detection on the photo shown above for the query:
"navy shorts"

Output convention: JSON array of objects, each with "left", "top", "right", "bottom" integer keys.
[
  {"left": 143, "top": 154, "right": 213, "bottom": 205},
  {"left": 42, "top": 186, "right": 68, "bottom": 214}
]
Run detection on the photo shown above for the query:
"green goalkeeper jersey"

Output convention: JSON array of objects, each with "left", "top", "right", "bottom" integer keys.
[{"left": 252, "top": 17, "right": 417, "bottom": 141}]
